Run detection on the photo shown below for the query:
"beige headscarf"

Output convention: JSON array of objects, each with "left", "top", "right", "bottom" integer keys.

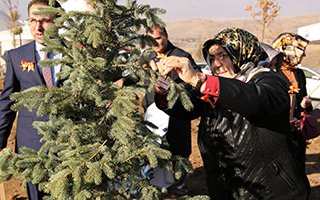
[{"left": 272, "top": 32, "right": 309, "bottom": 69}]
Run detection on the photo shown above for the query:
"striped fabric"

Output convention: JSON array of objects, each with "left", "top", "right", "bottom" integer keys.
[{"left": 42, "top": 52, "right": 53, "bottom": 88}]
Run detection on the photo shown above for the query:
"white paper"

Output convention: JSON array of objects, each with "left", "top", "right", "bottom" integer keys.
[{"left": 144, "top": 103, "right": 170, "bottom": 137}]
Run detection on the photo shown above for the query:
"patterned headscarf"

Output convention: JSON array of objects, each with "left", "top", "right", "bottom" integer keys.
[
  {"left": 272, "top": 32, "right": 309, "bottom": 69},
  {"left": 202, "top": 27, "right": 263, "bottom": 73}
]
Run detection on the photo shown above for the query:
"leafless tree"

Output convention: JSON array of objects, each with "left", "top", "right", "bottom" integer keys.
[
  {"left": 246, "top": 0, "right": 280, "bottom": 42},
  {"left": 1, "top": 0, "right": 23, "bottom": 47}
]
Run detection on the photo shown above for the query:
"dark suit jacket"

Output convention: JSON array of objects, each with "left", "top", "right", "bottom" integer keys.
[{"left": 0, "top": 41, "right": 49, "bottom": 152}]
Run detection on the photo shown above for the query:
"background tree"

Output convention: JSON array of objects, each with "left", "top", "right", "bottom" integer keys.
[
  {"left": 245, "top": 0, "right": 280, "bottom": 42},
  {"left": 0, "top": 0, "right": 197, "bottom": 199},
  {"left": 1, "top": 0, "right": 23, "bottom": 47}
]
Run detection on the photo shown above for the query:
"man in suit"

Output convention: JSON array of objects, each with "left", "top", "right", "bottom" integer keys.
[{"left": 0, "top": 0, "right": 61, "bottom": 199}]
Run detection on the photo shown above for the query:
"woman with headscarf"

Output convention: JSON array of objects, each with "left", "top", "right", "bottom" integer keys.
[
  {"left": 272, "top": 33, "right": 312, "bottom": 174},
  {"left": 153, "top": 28, "right": 310, "bottom": 199}
]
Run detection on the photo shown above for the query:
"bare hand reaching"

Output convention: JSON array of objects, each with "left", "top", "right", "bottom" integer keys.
[{"left": 158, "top": 56, "right": 199, "bottom": 87}]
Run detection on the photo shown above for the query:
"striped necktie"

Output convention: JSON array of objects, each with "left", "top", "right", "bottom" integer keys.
[{"left": 42, "top": 52, "right": 53, "bottom": 88}]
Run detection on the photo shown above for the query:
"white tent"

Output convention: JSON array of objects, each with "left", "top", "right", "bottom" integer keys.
[
  {"left": 0, "top": 22, "right": 33, "bottom": 76},
  {"left": 298, "top": 23, "right": 320, "bottom": 43},
  {"left": 0, "top": 0, "right": 92, "bottom": 75},
  {"left": 0, "top": 11, "right": 10, "bottom": 31},
  {"left": 0, "top": 22, "right": 33, "bottom": 55}
]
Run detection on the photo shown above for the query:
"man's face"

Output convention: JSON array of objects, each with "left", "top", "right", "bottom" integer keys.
[
  {"left": 208, "top": 44, "right": 235, "bottom": 78},
  {"left": 147, "top": 27, "right": 168, "bottom": 55},
  {"left": 28, "top": 3, "right": 54, "bottom": 45}
]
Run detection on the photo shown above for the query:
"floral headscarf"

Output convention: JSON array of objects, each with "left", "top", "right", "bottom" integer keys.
[
  {"left": 202, "top": 27, "right": 263, "bottom": 73},
  {"left": 272, "top": 32, "right": 309, "bottom": 69}
]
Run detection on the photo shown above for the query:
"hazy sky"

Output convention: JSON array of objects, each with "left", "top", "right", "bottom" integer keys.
[
  {"left": 1, "top": 0, "right": 319, "bottom": 21},
  {"left": 137, "top": 0, "right": 320, "bottom": 21}
]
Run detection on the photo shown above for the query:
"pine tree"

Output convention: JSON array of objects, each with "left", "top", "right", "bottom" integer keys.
[{"left": 0, "top": 0, "right": 198, "bottom": 199}]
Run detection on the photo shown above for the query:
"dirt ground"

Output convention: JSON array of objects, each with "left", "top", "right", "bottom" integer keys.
[{"left": 1, "top": 119, "right": 320, "bottom": 200}]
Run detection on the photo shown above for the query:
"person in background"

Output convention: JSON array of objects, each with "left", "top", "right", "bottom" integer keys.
[
  {"left": 153, "top": 27, "right": 310, "bottom": 199},
  {"left": 0, "top": 0, "right": 62, "bottom": 199},
  {"left": 142, "top": 24, "right": 198, "bottom": 195},
  {"left": 272, "top": 33, "right": 312, "bottom": 173}
]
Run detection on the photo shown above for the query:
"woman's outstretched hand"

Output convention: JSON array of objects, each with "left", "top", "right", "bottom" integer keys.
[{"left": 157, "top": 56, "right": 199, "bottom": 87}]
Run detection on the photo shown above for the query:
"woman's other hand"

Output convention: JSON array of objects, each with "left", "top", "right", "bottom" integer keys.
[{"left": 301, "top": 95, "right": 312, "bottom": 109}]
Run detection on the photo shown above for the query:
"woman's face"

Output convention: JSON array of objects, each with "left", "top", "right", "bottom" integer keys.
[{"left": 208, "top": 44, "right": 235, "bottom": 78}]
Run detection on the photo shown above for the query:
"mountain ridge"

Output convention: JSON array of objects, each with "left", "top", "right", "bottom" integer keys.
[{"left": 166, "top": 14, "right": 320, "bottom": 68}]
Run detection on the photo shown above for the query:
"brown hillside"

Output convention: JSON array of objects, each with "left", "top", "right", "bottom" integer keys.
[{"left": 166, "top": 15, "right": 320, "bottom": 70}]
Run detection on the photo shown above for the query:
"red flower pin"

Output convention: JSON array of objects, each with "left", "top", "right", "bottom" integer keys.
[{"left": 21, "top": 60, "right": 35, "bottom": 72}]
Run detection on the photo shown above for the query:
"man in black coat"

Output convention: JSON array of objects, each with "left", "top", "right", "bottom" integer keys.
[
  {"left": 142, "top": 24, "right": 198, "bottom": 193},
  {"left": 143, "top": 24, "right": 198, "bottom": 158}
]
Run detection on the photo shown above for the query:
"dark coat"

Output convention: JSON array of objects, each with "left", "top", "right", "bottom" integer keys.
[
  {"left": 0, "top": 41, "right": 52, "bottom": 199},
  {"left": 279, "top": 68, "right": 311, "bottom": 174},
  {"left": 156, "top": 71, "right": 310, "bottom": 199},
  {"left": 142, "top": 41, "right": 197, "bottom": 158},
  {"left": 279, "top": 68, "right": 310, "bottom": 118},
  {"left": 0, "top": 41, "right": 49, "bottom": 152}
]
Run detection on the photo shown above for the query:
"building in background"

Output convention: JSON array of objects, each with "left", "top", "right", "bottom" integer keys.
[
  {"left": 0, "top": 11, "right": 10, "bottom": 31},
  {"left": 0, "top": 22, "right": 33, "bottom": 54},
  {"left": 0, "top": 22, "right": 33, "bottom": 78},
  {"left": 0, "top": 0, "right": 92, "bottom": 78},
  {"left": 298, "top": 23, "right": 320, "bottom": 44}
]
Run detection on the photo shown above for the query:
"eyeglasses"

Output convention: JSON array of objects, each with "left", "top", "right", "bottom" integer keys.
[{"left": 28, "top": 18, "right": 53, "bottom": 26}]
